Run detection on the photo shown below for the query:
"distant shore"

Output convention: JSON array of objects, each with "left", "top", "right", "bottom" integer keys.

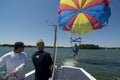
[{"left": 0, "top": 44, "right": 120, "bottom": 50}]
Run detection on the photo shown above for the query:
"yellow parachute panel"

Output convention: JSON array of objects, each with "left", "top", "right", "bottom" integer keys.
[
  {"left": 60, "top": 0, "right": 78, "bottom": 9},
  {"left": 71, "top": 13, "right": 93, "bottom": 34},
  {"left": 82, "top": 0, "right": 92, "bottom": 8}
]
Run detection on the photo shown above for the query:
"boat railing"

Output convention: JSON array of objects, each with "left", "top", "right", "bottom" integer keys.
[
  {"left": 25, "top": 66, "right": 97, "bottom": 80},
  {"left": 0, "top": 70, "right": 7, "bottom": 80}
]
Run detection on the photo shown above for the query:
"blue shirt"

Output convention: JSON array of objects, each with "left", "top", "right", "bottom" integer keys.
[{"left": 73, "top": 45, "right": 78, "bottom": 54}]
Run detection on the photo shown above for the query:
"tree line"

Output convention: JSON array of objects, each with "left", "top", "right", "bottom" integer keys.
[
  {"left": 78, "top": 44, "right": 100, "bottom": 49},
  {"left": 0, "top": 44, "right": 120, "bottom": 49}
]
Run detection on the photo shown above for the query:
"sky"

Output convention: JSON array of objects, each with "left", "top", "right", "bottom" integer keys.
[{"left": 0, "top": 0, "right": 120, "bottom": 47}]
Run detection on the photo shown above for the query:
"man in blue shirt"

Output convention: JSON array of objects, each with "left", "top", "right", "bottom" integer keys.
[
  {"left": 73, "top": 44, "right": 79, "bottom": 59},
  {"left": 32, "top": 39, "right": 53, "bottom": 80}
]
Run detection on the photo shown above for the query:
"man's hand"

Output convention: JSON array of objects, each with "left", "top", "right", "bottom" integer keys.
[{"left": 10, "top": 70, "right": 18, "bottom": 76}]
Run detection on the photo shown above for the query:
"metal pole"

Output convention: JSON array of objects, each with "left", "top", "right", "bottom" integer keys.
[{"left": 49, "top": 24, "right": 58, "bottom": 80}]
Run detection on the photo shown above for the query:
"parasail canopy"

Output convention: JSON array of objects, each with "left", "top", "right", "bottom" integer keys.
[{"left": 58, "top": 0, "right": 111, "bottom": 34}]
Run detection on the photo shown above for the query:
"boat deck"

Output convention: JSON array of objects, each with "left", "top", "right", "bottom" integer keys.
[{"left": 25, "top": 66, "right": 96, "bottom": 80}]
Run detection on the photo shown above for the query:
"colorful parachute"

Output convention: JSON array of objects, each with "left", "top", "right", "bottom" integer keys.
[{"left": 58, "top": 0, "right": 111, "bottom": 34}]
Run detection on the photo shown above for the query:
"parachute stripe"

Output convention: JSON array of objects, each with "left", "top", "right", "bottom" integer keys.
[
  {"left": 84, "top": 0, "right": 109, "bottom": 9},
  {"left": 82, "top": 0, "right": 92, "bottom": 9},
  {"left": 60, "top": 0, "right": 78, "bottom": 9},
  {"left": 58, "top": 10, "right": 77, "bottom": 29},
  {"left": 64, "top": 14, "right": 78, "bottom": 31},
  {"left": 71, "top": 13, "right": 92, "bottom": 34},
  {"left": 58, "top": 4, "right": 77, "bottom": 14},
  {"left": 83, "top": 12, "right": 102, "bottom": 30},
  {"left": 72, "top": 0, "right": 79, "bottom": 8}
]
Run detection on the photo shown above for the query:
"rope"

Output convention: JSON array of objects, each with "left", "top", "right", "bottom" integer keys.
[
  {"left": 57, "top": 31, "right": 73, "bottom": 66},
  {"left": 58, "top": 47, "right": 72, "bottom": 66},
  {"left": 57, "top": 31, "right": 83, "bottom": 66},
  {"left": 52, "top": 26, "right": 83, "bottom": 80}
]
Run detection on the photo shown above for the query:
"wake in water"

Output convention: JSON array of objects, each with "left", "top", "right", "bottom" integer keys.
[{"left": 63, "top": 59, "right": 78, "bottom": 66}]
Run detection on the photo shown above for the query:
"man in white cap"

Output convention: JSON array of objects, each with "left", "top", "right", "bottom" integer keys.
[{"left": 32, "top": 39, "right": 53, "bottom": 80}]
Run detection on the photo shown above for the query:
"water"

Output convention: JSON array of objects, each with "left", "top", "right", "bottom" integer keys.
[{"left": 0, "top": 47, "right": 120, "bottom": 80}]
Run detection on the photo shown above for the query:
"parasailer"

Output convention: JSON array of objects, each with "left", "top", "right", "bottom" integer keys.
[
  {"left": 58, "top": 0, "right": 111, "bottom": 59},
  {"left": 73, "top": 43, "right": 79, "bottom": 60}
]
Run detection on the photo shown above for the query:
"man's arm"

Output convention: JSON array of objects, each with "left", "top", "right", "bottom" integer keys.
[
  {"left": 0, "top": 55, "right": 6, "bottom": 68},
  {"left": 10, "top": 53, "right": 28, "bottom": 76},
  {"left": 15, "top": 53, "right": 28, "bottom": 71}
]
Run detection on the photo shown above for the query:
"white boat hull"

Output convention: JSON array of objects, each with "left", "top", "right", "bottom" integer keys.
[{"left": 25, "top": 66, "right": 96, "bottom": 80}]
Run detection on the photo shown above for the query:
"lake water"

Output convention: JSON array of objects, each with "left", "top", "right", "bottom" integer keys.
[{"left": 0, "top": 47, "right": 120, "bottom": 80}]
